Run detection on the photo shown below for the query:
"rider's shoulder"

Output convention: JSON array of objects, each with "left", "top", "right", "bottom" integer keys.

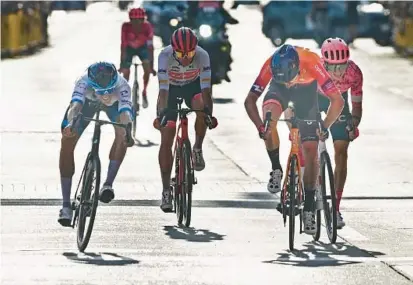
[
  {"left": 74, "top": 73, "right": 90, "bottom": 88},
  {"left": 115, "top": 74, "right": 130, "bottom": 90},
  {"left": 195, "top": 46, "right": 209, "bottom": 58},
  {"left": 121, "top": 21, "right": 131, "bottom": 29},
  {"left": 160, "top": 45, "right": 173, "bottom": 56}
]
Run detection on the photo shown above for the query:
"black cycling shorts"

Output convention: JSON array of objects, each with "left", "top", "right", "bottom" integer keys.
[{"left": 263, "top": 80, "right": 319, "bottom": 142}]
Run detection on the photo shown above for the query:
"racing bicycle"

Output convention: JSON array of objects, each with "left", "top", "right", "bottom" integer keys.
[
  {"left": 313, "top": 113, "right": 356, "bottom": 243},
  {"left": 70, "top": 101, "right": 132, "bottom": 252},
  {"left": 264, "top": 102, "right": 322, "bottom": 251},
  {"left": 130, "top": 56, "right": 157, "bottom": 138},
  {"left": 160, "top": 98, "right": 215, "bottom": 227}
]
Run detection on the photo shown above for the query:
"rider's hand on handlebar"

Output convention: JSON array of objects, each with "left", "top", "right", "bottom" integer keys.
[
  {"left": 317, "top": 121, "right": 329, "bottom": 141},
  {"left": 258, "top": 124, "right": 271, "bottom": 140},
  {"left": 347, "top": 125, "right": 359, "bottom": 141}
]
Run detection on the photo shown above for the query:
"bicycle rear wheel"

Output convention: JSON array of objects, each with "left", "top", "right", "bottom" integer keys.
[
  {"left": 173, "top": 143, "right": 184, "bottom": 224},
  {"left": 288, "top": 155, "right": 298, "bottom": 251},
  {"left": 132, "top": 81, "right": 139, "bottom": 138},
  {"left": 320, "top": 151, "right": 337, "bottom": 244},
  {"left": 181, "top": 140, "right": 193, "bottom": 227},
  {"left": 76, "top": 153, "right": 101, "bottom": 252}
]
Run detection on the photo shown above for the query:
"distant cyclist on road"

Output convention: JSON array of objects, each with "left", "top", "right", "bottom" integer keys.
[
  {"left": 58, "top": 62, "right": 133, "bottom": 227},
  {"left": 119, "top": 7, "right": 155, "bottom": 109},
  {"left": 319, "top": 38, "right": 363, "bottom": 229},
  {"left": 153, "top": 27, "right": 218, "bottom": 212},
  {"left": 244, "top": 44, "right": 344, "bottom": 234}
]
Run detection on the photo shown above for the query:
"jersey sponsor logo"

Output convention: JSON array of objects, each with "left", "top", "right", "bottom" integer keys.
[
  {"left": 203, "top": 66, "right": 211, "bottom": 71},
  {"left": 158, "top": 69, "right": 167, "bottom": 74},
  {"left": 314, "top": 64, "right": 326, "bottom": 78},
  {"left": 251, "top": 84, "right": 264, "bottom": 94},
  {"left": 321, "top": 79, "right": 335, "bottom": 93},
  {"left": 120, "top": 90, "right": 129, "bottom": 97},
  {"left": 168, "top": 69, "right": 200, "bottom": 80}
]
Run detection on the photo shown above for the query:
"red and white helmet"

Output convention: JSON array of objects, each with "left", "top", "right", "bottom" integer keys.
[
  {"left": 321, "top": 38, "right": 350, "bottom": 64},
  {"left": 129, "top": 7, "right": 146, "bottom": 20}
]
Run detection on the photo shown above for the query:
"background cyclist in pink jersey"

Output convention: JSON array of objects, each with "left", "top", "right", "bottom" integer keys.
[
  {"left": 119, "top": 7, "right": 155, "bottom": 109},
  {"left": 318, "top": 37, "right": 363, "bottom": 229}
]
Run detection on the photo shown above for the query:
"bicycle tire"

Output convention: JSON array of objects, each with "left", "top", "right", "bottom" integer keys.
[
  {"left": 313, "top": 178, "right": 322, "bottom": 241},
  {"left": 76, "top": 153, "right": 101, "bottom": 252},
  {"left": 132, "top": 81, "right": 139, "bottom": 138},
  {"left": 288, "top": 155, "right": 298, "bottom": 251},
  {"left": 320, "top": 151, "right": 337, "bottom": 244},
  {"left": 182, "top": 140, "right": 193, "bottom": 227},
  {"left": 173, "top": 143, "right": 184, "bottom": 224}
]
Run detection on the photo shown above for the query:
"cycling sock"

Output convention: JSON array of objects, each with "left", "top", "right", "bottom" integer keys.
[
  {"left": 105, "top": 160, "right": 121, "bottom": 186},
  {"left": 336, "top": 189, "right": 343, "bottom": 211},
  {"left": 61, "top": 177, "right": 72, "bottom": 207},
  {"left": 267, "top": 148, "right": 281, "bottom": 171},
  {"left": 304, "top": 189, "right": 315, "bottom": 211}
]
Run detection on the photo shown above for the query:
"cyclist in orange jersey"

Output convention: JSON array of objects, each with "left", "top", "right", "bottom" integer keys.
[{"left": 244, "top": 44, "right": 344, "bottom": 234}]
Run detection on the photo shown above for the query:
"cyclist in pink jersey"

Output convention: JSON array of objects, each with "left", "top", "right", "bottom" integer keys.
[{"left": 318, "top": 37, "right": 363, "bottom": 229}]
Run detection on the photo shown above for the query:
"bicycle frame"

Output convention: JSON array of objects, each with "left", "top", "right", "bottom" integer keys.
[
  {"left": 280, "top": 116, "right": 304, "bottom": 207},
  {"left": 172, "top": 100, "right": 191, "bottom": 192}
]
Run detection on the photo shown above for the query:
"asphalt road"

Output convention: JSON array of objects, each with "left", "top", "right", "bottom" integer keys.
[{"left": 1, "top": 3, "right": 413, "bottom": 285}]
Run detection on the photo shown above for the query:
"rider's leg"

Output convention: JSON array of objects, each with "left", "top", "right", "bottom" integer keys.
[
  {"left": 159, "top": 90, "right": 177, "bottom": 212},
  {"left": 295, "top": 82, "right": 319, "bottom": 234},
  {"left": 329, "top": 118, "right": 350, "bottom": 227},
  {"left": 119, "top": 47, "right": 133, "bottom": 81},
  {"left": 138, "top": 47, "right": 151, "bottom": 108},
  {"left": 58, "top": 104, "right": 92, "bottom": 226},
  {"left": 100, "top": 105, "right": 131, "bottom": 203},
  {"left": 191, "top": 93, "right": 207, "bottom": 171},
  {"left": 262, "top": 86, "right": 288, "bottom": 194}
]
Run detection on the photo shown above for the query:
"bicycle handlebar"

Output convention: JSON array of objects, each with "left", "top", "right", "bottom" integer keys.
[
  {"left": 72, "top": 113, "right": 133, "bottom": 146},
  {"left": 160, "top": 107, "right": 215, "bottom": 129}
]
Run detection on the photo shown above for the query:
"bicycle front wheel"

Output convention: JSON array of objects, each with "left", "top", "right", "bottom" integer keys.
[
  {"left": 288, "top": 154, "right": 299, "bottom": 251},
  {"left": 182, "top": 140, "right": 193, "bottom": 227},
  {"left": 77, "top": 154, "right": 101, "bottom": 252},
  {"left": 320, "top": 151, "right": 337, "bottom": 244},
  {"left": 173, "top": 143, "right": 184, "bottom": 224}
]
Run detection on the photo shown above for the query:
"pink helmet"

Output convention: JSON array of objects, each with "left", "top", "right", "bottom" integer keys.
[
  {"left": 321, "top": 38, "right": 350, "bottom": 64},
  {"left": 129, "top": 7, "right": 146, "bottom": 20}
]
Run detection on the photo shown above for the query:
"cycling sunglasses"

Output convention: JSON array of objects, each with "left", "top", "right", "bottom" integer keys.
[
  {"left": 174, "top": 49, "right": 196, "bottom": 59},
  {"left": 325, "top": 62, "right": 349, "bottom": 73}
]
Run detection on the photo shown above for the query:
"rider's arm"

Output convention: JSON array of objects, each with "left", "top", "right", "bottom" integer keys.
[
  {"left": 310, "top": 56, "right": 344, "bottom": 128},
  {"left": 244, "top": 56, "right": 272, "bottom": 129},
  {"left": 117, "top": 83, "right": 133, "bottom": 124},
  {"left": 350, "top": 64, "right": 364, "bottom": 127},
  {"left": 157, "top": 51, "right": 170, "bottom": 116},
  {"left": 120, "top": 23, "right": 128, "bottom": 61},
  {"left": 67, "top": 80, "right": 87, "bottom": 123},
  {"left": 199, "top": 49, "right": 213, "bottom": 114}
]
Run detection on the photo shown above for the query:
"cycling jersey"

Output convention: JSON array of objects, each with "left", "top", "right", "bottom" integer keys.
[
  {"left": 121, "top": 21, "right": 153, "bottom": 49},
  {"left": 319, "top": 59, "right": 363, "bottom": 108},
  {"left": 71, "top": 73, "right": 132, "bottom": 114},
  {"left": 157, "top": 45, "right": 211, "bottom": 90},
  {"left": 250, "top": 46, "right": 340, "bottom": 99}
]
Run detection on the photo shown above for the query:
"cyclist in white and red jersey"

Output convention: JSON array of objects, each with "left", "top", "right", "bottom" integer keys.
[
  {"left": 318, "top": 37, "right": 364, "bottom": 229},
  {"left": 153, "top": 27, "right": 218, "bottom": 212}
]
